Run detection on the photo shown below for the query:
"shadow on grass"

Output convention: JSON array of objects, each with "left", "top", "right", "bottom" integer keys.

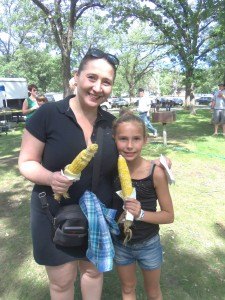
[
  {"left": 152, "top": 109, "right": 213, "bottom": 143},
  {"left": 160, "top": 232, "right": 225, "bottom": 300}
]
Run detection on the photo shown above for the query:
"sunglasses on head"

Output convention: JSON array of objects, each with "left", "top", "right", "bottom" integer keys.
[{"left": 86, "top": 48, "right": 119, "bottom": 69}]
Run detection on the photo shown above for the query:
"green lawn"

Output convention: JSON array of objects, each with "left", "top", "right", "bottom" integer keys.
[{"left": 0, "top": 109, "right": 225, "bottom": 300}]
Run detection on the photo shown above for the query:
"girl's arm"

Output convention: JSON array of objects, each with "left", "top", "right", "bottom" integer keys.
[
  {"left": 18, "top": 129, "right": 72, "bottom": 195},
  {"left": 124, "top": 166, "right": 174, "bottom": 224},
  {"left": 150, "top": 165, "right": 174, "bottom": 224}
]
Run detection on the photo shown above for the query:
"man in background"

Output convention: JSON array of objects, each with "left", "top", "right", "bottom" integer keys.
[
  {"left": 211, "top": 83, "right": 225, "bottom": 136},
  {"left": 137, "top": 88, "right": 158, "bottom": 137}
]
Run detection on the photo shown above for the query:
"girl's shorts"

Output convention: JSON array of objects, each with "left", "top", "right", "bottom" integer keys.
[{"left": 113, "top": 234, "right": 163, "bottom": 270}]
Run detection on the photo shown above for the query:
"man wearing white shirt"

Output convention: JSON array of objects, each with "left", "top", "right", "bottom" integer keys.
[
  {"left": 137, "top": 88, "right": 158, "bottom": 137},
  {"left": 211, "top": 83, "right": 225, "bottom": 136}
]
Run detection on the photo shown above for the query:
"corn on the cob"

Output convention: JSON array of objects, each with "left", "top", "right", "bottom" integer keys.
[
  {"left": 64, "top": 144, "right": 98, "bottom": 176},
  {"left": 118, "top": 154, "right": 133, "bottom": 244},
  {"left": 118, "top": 155, "right": 133, "bottom": 199},
  {"left": 54, "top": 144, "right": 98, "bottom": 201}
]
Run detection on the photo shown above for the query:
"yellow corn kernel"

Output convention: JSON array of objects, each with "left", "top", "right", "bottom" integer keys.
[
  {"left": 64, "top": 144, "right": 98, "bottom": 176},
  {"left": 118, "top": 155, "right": 133, "bottom": 198},
  {"left": 54, "top": 144, "right": 98, "bottom": 202}
]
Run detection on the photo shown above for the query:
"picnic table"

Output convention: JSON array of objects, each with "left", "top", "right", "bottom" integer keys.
[
  {"left": 0, "top": 109, "right": 24, "bottom": 135},
  {"left": 152, "top": 111, "right": 176, "bottom": 146}
]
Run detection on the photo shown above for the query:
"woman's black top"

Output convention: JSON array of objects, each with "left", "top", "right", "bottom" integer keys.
[{"left": 26, "top": 96, "right": 118, "bottom": 266}]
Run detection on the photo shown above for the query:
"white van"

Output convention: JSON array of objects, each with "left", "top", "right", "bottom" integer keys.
[{"left": 0, "top": 78, "right": 28, "bottom": 109}]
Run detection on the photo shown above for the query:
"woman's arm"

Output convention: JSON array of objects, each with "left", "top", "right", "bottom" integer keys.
[
  {"left": 22, "top": 99, "right": 37, "bottom": 115},
  {"left": 18, "top": 129, "right": 72, "bottom": 195}
]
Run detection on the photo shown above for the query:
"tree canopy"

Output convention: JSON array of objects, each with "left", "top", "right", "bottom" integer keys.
[{"left": 0, "top": 0, "right": 225, "bottom": 100}]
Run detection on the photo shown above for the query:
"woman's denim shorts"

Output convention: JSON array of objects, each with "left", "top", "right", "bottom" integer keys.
[{"left": 113, "top": 234, "right": 163, "bottom": 270}]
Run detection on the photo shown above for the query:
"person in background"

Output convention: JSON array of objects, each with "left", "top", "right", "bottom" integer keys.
[
  {"left": 22, "top": 84, "right": 39, "bottom": 122},
  {"left": 112, "top": 112, "right": 174, "bottom": 300},
  {"left": 36, "top": 95, "right": 48, "bottom": 107},
  {"left": 137, "top": 88, "right": 158, "bottom": 137},
  {"left": 69, "top": 68, "right": 78, "bottom": 95},
  {"left": 211, "top": 83, "right": 225, "bottom": 136}
]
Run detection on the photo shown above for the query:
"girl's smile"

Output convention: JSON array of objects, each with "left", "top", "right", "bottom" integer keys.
[{"left": 114, "top": 121, "right": 147, "bottom": 161}]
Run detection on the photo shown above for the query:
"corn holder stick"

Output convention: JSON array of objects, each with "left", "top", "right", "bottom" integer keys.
[
  {"left": 54, "top": 144, "right": 98, "bottom": 201},
  {"left": 117, "top": 155, "right": 136, "bottom": 244}
]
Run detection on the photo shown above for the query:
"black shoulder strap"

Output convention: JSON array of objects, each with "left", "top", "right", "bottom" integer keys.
[
  {"left": 149, "top": 161, "right": 156, "bottom": 176},
  {"left": 91, "top": 126, "right": 104, "bottom": 193},
  {"left": 38, "top": 192, "right": 57, "bottom": 229}
]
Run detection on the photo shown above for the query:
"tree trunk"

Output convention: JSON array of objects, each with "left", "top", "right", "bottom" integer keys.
[
  {"left": 61, "top": 49, "right": 72, "bottom": 98},
  {"left": 185, "top": 68, "right": 196, "bottom": 115}
]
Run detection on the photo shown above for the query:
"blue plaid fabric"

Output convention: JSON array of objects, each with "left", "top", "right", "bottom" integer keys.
[{"left": 79, "top": 191, "right": 119, "bottom": 272}]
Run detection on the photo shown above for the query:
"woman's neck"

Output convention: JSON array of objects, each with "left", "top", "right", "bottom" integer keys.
[
  {"left": 30, "top": 95, "right": 36, "bottom": 101},
  {"left": 69, "top": 97, "right": 98, "bottom": 130},
  {"left": 70, "top": 97, "right": 98, "bottom": 118}
]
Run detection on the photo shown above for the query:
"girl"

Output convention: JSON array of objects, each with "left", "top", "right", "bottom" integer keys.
[{"left": 112, "top": 112, "right": 174, "bottom": 300}]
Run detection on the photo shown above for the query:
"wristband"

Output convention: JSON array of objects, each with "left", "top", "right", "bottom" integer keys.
[{"left": 135, "top": 209, "right": 145, "bottom": 221}]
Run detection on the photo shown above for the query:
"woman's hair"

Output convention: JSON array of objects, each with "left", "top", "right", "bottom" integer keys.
[
  {"left": 28, "top": 84, "right": 38, "bottom": 92},
  {"left": 112, "top": 110, "right": 147, "bottom": 138},
  {"left": 77, "top": 48, "right": 119, "bottom": 79}
]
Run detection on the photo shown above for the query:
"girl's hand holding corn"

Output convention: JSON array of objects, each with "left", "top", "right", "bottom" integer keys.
[
  {"left": 118, "top": 155, "right": 136, "bottom": 244},
  {"left": 124, "top": 198, "right": 141, "bottom": 219}
]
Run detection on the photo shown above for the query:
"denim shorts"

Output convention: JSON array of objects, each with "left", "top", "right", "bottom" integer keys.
[{"left": 113, "top": 234, "right": 163, "bottom": 270}]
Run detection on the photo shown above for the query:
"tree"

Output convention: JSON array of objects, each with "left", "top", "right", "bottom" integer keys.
[
  {"left": 31, "top": 0, "right": 105, "bottom": 96},
  {"left": 116, "top": 22, "right": 170, "bottom": 99},
  {"left": 0, "top": 46, "right": 62, "bottom": 92},
  {"left": 0, "top": 0, "right": 41, "bottom": 62},
  {"left": 106, "top": 0, "right": 224, "bottom": 111}
]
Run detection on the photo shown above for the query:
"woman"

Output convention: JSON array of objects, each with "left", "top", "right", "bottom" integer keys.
[
  {"left": 19, "top": 48, "right": 170, "bottom": 299},
  {"left": 18, "top": 48, "right": 120, "bottom": 300},
  {"left": 22, "top": 84, "right": 39, "bottom": 122}
]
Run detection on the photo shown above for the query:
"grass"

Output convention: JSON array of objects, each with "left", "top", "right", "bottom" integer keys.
[{"left": 0, "top": 109, "right": 225, "bottom": 300}]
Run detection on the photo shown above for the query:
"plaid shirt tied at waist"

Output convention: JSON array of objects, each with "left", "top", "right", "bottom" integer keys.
[{"left": 79, "top": 191, "right": 119, "bottom": 272}]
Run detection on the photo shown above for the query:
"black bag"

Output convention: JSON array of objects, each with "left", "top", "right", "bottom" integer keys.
[
  {"left": 39, "top": 192, "right": 88, "bottom": 247},
  {"left": 53, "top": 204, "right": 88, "bottom": 247}
]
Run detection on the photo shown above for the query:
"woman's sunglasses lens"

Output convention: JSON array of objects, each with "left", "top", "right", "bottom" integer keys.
[{"left": 87, "top": 49, "right": 119, "bottom": 67}]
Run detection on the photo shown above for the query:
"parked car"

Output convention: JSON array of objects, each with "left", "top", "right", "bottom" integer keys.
[
  {"left": 172, "top": 98, "right": 183, "bottom": 106},
  {"left": 100, "top": 101, "right": 112, "bottom": 111},
  {"left": 159, "top": 97, "right": 183, "bottom": 107},
  {"left": 159, "top": 97, "right": 173, "bottom": 107},
  {"left": 111, "top": 97, "right": 129, "bottom": 108},
  {"left": 45, "top": 92, "right": 63, "bottom": 102},
  {"left": 196, "top": 96, "right": 212, "bottom": 105}
]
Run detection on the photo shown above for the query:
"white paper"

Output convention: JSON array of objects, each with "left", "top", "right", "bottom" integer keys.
[
  {"left": 61, "top": 169, "right": 80, "bottom": 181},
  {"left": 116, "top": 188, "right": 136, "bottom": 221},
  {"left": 160, "top": 154, "right": 175, "bottom": 184}
]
